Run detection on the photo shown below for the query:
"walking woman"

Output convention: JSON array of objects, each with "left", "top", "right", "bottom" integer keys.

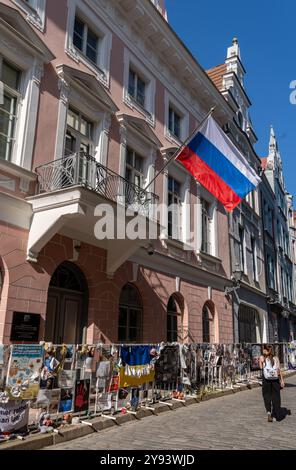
[{"left": 259, "top": 345, "right": 285, "bottom": 422}]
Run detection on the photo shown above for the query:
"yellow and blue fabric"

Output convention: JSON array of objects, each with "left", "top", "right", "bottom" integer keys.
[{"left": 119, "top": 346, "right": 155, "bottom": 387}]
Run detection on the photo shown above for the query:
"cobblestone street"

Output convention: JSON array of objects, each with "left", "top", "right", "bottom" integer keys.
[{"left": 47, "top": 375, "right": 296, "bottom": 450}]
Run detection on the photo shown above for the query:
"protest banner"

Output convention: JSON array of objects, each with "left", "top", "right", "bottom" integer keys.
[
  {"left": 6, "top": 345, "right": 43, "bottom": 399},
  {"left": 0, "top": 400, "right": 29, "bottom": 433}
]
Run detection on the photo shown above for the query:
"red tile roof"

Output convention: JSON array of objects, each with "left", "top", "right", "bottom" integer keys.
[{"left": 206, "top": 64, "right": 227, "bottom": 91}]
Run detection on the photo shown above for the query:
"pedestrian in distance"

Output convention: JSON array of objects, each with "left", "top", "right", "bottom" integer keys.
[{"left": 259, "top": 344, "right": 285, "bottom": 422}]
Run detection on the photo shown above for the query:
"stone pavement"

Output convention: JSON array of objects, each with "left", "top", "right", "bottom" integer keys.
[{"left": 47, "top": 375, "right": 296, "bottom": 450}]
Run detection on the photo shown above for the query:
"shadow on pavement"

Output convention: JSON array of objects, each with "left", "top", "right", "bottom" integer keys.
[{"left": 278, "top": 407, "right": 292, "bottom": 421}]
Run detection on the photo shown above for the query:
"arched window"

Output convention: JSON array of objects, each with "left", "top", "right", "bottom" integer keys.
[
  {"left": 202, "top": 305, "right": 210, "bottom": 343},
  {"left": 167, "top": 296, "right": 178, "bottom": 342},
  {"left": 118, "top": 284, "right": 142, "bottom": 343}
]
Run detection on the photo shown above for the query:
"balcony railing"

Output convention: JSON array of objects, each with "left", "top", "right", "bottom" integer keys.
[{"left": 35, "top": 153, "right": 158, "bottom": 219}]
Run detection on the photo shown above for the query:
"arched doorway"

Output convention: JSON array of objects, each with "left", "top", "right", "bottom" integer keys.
[
  {"left": 167, "top": 294, "right": 183, "bottom": 342},
  {"left": 118, "top": 283, "right": 142, "bottom": 343},
  {"left": 45, "top": 262, "right": 88, "bottom": 344}
]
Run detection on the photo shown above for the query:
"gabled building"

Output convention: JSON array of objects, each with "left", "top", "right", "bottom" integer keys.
[
  {"left": 261, "top": 128, "right": 296, "bottom": 341},
  {"left": 208, "top": 38, "right": 268, "bottom": 343}
]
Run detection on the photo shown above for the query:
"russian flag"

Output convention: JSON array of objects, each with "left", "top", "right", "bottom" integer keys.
[{"left": 176, "top": 116, "right": 261, "bottom": 211}]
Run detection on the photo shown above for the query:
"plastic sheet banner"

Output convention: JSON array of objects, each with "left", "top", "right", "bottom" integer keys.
[
  {"left": 6, "top": 345, "right": 43, "bottom": 400},
  {"left": 0, "top": 400, "right": 29, "bottom": 433}
]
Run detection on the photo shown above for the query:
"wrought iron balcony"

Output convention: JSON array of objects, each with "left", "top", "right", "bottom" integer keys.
[{"left": 35, "top": 152, "right": 158, "bottom": 219}]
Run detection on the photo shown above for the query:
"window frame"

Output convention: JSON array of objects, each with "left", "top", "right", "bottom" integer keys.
[
  {"left": 118, "top": 284, "right": 142, "bottom": 343},
  {"left": 66, "top": 1, "right": 112, "bottom": 88},
  {"left": 65, "top": 106, "right": 94, "bottom": 157},
  {"left": 164, "top": 90, "right": 189, "bottom": 145},
  {"left": 73, "top": 16, "right": 100, "bottom": 67},
  {"left": 123, "top": 48, "right": 156, "bottom": 125},
  {"left": 0, "top": 61, "right": 22, "bottom": 162},
  {"left": 12, "top": 0, "right": 46, "bottom": 32},
  {"left": 167, "top": 175, "right": 183, "bottom": 241},
  {"left": 125, "top": 146, "right": 145, "bottom": 189}
]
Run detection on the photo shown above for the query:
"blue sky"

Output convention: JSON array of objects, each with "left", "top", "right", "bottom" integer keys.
[{"left": 166, "top": 0, "right": 296, "bottom": 200}]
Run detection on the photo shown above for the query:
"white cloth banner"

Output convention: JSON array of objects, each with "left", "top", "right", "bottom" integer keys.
[{"left": 0, "top": 400, "right": 29, "bottom": 433}]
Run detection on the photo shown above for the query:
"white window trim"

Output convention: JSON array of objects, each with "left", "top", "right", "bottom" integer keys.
[
  {"left": 164, "top": 90, "right": 189, "bottom": 146},
  {"left": 0, "top": 37, "right": 44, "bottom": 171},
  {"left": 55, "top": 73, "right": 111, "bottom": 166},
  {"left": 251, "top": 237, "right": 258, "bottom": 282},
  {"left": 65, "top": 0, "right": 112, "bottom": 89},
  {"left": 123, "top": 48, "right": 156, "bottom": 127},
  {"left": 12, "top": 0, "right": 46, "bottom": 32},
  {"left": 195, "top": 184, "right": 218, "bottom": 258},
  {"left": 162, "top": 161, "right": 190, "bottom": 245},
  {"left": 119, "top": 123, "right": 156, "bottom": 189}
]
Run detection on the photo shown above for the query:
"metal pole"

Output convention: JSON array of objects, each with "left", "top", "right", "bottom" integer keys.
[{"left": 144, "top": 106, "right": 216, "bottom": 192}]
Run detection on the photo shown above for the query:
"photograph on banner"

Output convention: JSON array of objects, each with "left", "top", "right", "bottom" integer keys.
[
  {"left": 96, "top": 392, "right": 112, "bottom": 412},
  {"left": 0, "top": 345, "right": 10, "bottom": 389},
  {"left": 6, "top": 345, "right": 43, "bottom": 399},
  {"left": 108, "top": 374, "right": 119, "bottom": 393},
  {"left": 48, "top": 388, "right": 61, "bottom": 414},
  {"left": 0, "top": 400, "right": 29, "bottom": 433},
  {"left": 74, "top": 379, "right": 90, "bottom": 413},
  {"left": 116, "top": 388, "right": 129, "bottom": 411},
  {"left": 59, "top": 388, "right": 73, "bottom": 413},
  {"left": 58, "top": 369, "right": 76, "bottom": 388},
  {"left": 96, "top": 360, "right": 112, "bottom": 390},
  {"left": 36, "top": 388, "right": 52, "bottom": 407},
  {"left": 56, "top": 345, "right": 74, "bottom": 370},
  {"left": 250, "top": 344, "right": 262, "bottom": 371},
  {"left": 75, "top": 346, "right": 90, "bottom": 369}
]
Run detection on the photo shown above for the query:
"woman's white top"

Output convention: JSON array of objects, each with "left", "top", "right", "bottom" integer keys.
[{"left": 263, "top": 357, "right": 280, "bottom": 380}]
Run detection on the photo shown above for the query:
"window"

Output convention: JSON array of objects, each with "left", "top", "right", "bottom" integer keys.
[
  {"left": 267, "top": 253, "right": 276, "bottom": 290},
  {"left": 167, "top": 296, "right": 178, "bottom": 342},
  {"left": 123, "top": 49, "right": 156, "bottom": 124},
  {"left": 238, "top": 305, "right": 260, "bottom": 343},
  {"left": 202, "top": 306, "right": 210, "bottom": 343},
  {"left": 0, "top": 61, "right": 21, "bottom": 162},
  {"left": 201, "top": 199, "right": 211, "bottom": 254},
  {"left": 239, "top": 226, "right": 245, "bottom": 272},
  {"left": 125, "top": 147, "right": 144, "bottom": 188},
  {"left": 251, "top": 237, "right": 258, "bottom": 281},
  {"left": 128, "top": 69, "right": 146, "bottom": 109},
  {"left": 118, "top": 284, "right": 142, "bottom": 343},
  {"left": 168, "top": 106, "right": 181, "bottom": 140},
  {"left": 73, "top": 16, "right": 99, "bottom": 65},
  {"left": 168, "top": 176, "right": 182, "bottom": 240},
  {"left": 65, "top": 107, "right": 94, "bottom": 156},
  {"left": 164, "top": 91, "right": 189, "bottom": 145}
]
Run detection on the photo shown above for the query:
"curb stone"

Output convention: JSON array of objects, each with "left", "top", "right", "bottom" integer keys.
[{"left": 1, "top": 370, "right": 295, "bottom": 451}]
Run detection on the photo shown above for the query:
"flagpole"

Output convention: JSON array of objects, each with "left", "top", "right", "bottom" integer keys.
[{"left": 144, "top": 106, "right": 216, "bottom": 192}]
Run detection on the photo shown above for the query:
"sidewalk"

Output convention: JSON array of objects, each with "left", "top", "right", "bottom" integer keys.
[{"left": 1, "top": 370, "right": 295, "bottom": 451}]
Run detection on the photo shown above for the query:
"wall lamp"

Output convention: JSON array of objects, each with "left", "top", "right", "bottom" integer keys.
[{"left": 224, "top": 268, "right": 243, "bottom": 296}]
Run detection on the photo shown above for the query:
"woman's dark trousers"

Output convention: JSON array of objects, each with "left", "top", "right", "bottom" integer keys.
[{"left": 262, "top": 378, "right": 281, "bottom": 420}]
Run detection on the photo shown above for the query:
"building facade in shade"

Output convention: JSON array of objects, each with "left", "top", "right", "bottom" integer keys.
[
  {"left": 0, "top": 0, "right": 238, "bottom": 345},
  {"left": 207, "top": 39, "right": 268, "bottom": 344},
  {"left": 261, "top": 129, "right": 296, "bottom": 341}
]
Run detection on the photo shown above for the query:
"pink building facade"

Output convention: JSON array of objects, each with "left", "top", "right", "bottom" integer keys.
[{"left": 0, "top": 0, "right": 235, "bottom": 345}]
